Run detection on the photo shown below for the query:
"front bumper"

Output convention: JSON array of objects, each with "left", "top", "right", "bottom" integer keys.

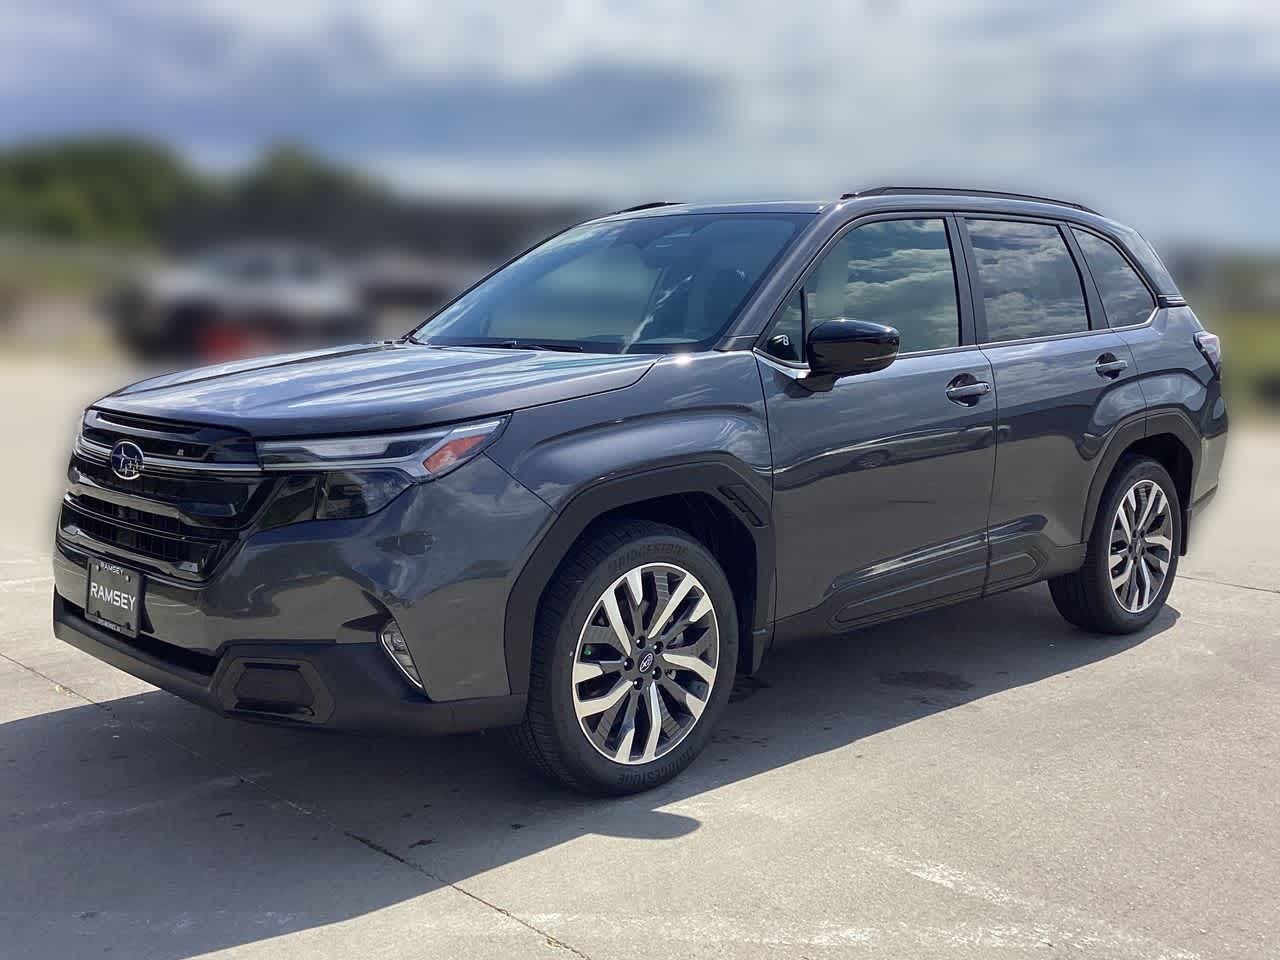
[
  {"left": 52, "top": 592, "right": 524, "bottom": 734},
  {"left": 51, "top": 453, "right": 552, "bottom": 731}
]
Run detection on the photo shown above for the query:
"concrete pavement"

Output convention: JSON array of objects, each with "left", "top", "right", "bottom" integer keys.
[{"left": 1, "top": 358, "right": 1276, "bottom": 959}]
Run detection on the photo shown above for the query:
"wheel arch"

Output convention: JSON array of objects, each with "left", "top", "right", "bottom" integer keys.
[
  {"left": 503, "top": 459, "right": 774, "bottom": 694},
  {"left": 1082, "top": 411, "right": 1199, "bottom": 555}
]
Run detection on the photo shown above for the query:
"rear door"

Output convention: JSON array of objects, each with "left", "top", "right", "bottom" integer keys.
[
  {"left": 959, "top": 216, "right": 1146, "bottom": 592},
  {"left": 759, "top": 214, "right": 997, "bottom": 632}
]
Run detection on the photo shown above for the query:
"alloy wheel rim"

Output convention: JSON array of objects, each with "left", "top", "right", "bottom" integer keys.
[
  {"left": 1109, "top": 479, "right": 1174, "bottom": 614},
  {"left": 572, "top": 562, "right": 719, "bottom": 765}
]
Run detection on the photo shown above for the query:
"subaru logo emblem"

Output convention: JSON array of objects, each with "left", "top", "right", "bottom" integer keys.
[{"left": 109, "top": 440, "right": 144, "bottom": 481}]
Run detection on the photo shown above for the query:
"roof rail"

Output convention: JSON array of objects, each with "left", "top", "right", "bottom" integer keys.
[
  {"left": 610, "top": 201, "right": 683, "bottom": 215},
  {"left": 841, "top": 186, "right": 1097, "bottom": 215}
]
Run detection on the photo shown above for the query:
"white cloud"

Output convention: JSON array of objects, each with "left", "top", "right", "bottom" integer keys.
[{"left": 3, "top": 0, "right": 1280, "bottom": 242}]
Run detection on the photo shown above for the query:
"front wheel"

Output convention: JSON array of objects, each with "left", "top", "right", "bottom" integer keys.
[
  {"left": 1050, "top": 456, "right": 1182, "bottom": 634},
  {"left": 511, "top": 519, "right": 738, "bottom": 795}
]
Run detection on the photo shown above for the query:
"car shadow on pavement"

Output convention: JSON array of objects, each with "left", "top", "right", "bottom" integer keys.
[{"left": 1, "top": 583, "right": 1178, "bottom": 959}]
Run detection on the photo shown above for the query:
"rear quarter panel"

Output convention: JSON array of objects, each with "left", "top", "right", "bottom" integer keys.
[{"left": 1117, "top": 306, "right": 1229, "bottom": 506}]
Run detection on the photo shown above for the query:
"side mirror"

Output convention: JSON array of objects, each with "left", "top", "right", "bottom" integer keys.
[{"left": 804, "top": 318, "right": 900, "bottom": 386}]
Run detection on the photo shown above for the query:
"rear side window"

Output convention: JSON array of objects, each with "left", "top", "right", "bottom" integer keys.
[
  {"left": 804, "top": 218, "right": 960, "bottom": 353},
  {"left": 966, "top": 219, "right": 1089, "bottom": 343},
  {"left": 1072, "top": 229, "right": 1156, "bottom": 328}
]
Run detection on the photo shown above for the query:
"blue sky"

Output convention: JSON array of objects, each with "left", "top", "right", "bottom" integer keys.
[{"left": 2, "top": 0, "right": 1278, "bottom": 246}]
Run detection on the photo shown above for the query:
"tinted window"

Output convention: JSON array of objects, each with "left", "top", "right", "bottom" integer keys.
[
  {"left": 761, "top": 289, "right": 805, "bottom": 363},
  {"left": 413, "top": 213, "right": 811, "bottom": 354},
  {"left": 1073, "top": 229, "right": 1155, "bottom": 328},
  {"left": 805, "top": 219, "right": 960, "bottom": 353},
  {"left": 967, "top": 220, "right": 1088, "bottom": 342},
  {"left": 1110, "top": 221, "right": 1178, "bottom": 294}
]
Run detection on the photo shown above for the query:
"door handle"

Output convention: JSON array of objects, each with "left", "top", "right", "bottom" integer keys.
[
  {"left": 1095, "top": 354, "right": 1129, "bottom": 378},
  {"left": 945, "top": 380, "right": 991, "bottom": 404}
]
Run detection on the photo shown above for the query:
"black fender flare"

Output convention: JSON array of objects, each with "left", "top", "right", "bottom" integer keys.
[
  {"left": 502, "top": 457, "right": 774, "bottom": 694},
  {"left": 1081, "top": 409, "right": 1201, "bottom": 544}
]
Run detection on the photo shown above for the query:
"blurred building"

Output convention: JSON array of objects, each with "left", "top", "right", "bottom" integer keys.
[{"left": 163, "top": 188, "right": 590, "bottom": 311}]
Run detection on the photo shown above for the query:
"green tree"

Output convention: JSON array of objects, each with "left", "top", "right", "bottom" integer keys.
[{"left": 0, "top": 137, "right": 207, "bottom": 246}]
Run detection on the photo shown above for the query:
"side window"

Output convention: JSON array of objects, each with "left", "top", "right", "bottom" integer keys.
[
  {"left": 804, "top": 218, "right": 960, "bottom": 353},
  {"left": 1072, "top": 229, "right": 1156, "bottom": 328},
  {"left": 761, "top": 289, "right": 804, "bottom": 363},
  {"left": 966, "top": 219, "right": 1089, "bottom": 343}
]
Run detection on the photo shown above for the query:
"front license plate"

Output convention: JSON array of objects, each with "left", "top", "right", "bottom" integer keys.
[{"left": 86, "top": 559, "right": 143, "bottom": 638}]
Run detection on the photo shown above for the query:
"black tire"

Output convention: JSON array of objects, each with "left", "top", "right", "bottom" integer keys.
[
  {"left": 511, "top": 518, "right": 738, "bottom": 795},
  {"left": 1050, "top": 456, "right": 1182, "bottom": 634}
]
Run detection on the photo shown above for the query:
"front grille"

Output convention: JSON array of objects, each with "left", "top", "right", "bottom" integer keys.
[
  {"left": 82, "top": 409, "right": 257, "bottom": 464},
  {"left": 60, "top": 501, "right": 232, "bottom": 579},
  {"left": 61, "top": 412, "right": 276, "bottom": 581},
  {"left": 69, "top": 452, "right": 266, "bottom": 526},
  {"left": 74, "top": 493, "right": 183, "bottom": 535}
]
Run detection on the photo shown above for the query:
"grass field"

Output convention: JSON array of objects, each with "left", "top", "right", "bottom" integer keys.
[{"left": 1198, "top": 307, "right": 1280, "bottom": 415}]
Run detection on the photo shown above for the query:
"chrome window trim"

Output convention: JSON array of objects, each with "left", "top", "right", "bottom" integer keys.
[
  {"left": 1111, "top": 306, "right": 1160, "bottom": 332},
  {"left": 752, "top": 349, "right": 808, "bottom": 379},
  {"left": 896, "top": 343, "right": 984, "bottom": 361},
  {"left": 978, "top": 306, "right": 1159, "bottom": 348},
  {"left": 752, "top": 341, "right": 983, "bottom": 378}
]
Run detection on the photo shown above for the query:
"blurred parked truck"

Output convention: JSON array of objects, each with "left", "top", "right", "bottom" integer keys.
[{"left": 107, "top": 243, "right": 374, "bottom": 361}]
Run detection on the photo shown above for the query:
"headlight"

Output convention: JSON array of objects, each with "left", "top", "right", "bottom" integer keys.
[
  {"left": 256, "top": 417, "right": 506, "bottom": 523},
  {"left": 316, "top": 469, "right": 410, "bottom": 520},
  {"left": 257, "top": 417, "right": 506, "bottom": 481}
]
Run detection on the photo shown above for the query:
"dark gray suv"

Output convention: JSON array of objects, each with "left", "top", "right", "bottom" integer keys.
[{"left": 53, "top": 188, "right": 1228, "bottom": 794}]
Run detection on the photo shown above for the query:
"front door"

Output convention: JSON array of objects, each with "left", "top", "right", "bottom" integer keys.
[{"left": 759, "top": 215, "right": 997, "bottom": 633}]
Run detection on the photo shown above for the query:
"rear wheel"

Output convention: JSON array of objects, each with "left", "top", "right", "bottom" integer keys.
[
  {"left": 1050, "top": 456, "right": 1181, "bottom": 634},
  {"left": 512, "top": 519, "right": 737, "bottom": 794}
]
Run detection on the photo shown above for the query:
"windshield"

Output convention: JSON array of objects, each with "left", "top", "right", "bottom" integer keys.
[{"left": 410, "top": 212, "right": 813, "bottom": 354}]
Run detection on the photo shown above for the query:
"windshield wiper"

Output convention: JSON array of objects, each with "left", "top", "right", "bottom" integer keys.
[
  {"left": 515, "top": 341, "right": 584, "bottom": 353},
  {"left": 437, "top": 339, "right": 584, "bottom": 353}
]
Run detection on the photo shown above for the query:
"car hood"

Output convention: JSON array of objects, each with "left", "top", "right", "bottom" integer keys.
[{"left": 94, "top": 342, "right": 657, "bottom": 438}]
